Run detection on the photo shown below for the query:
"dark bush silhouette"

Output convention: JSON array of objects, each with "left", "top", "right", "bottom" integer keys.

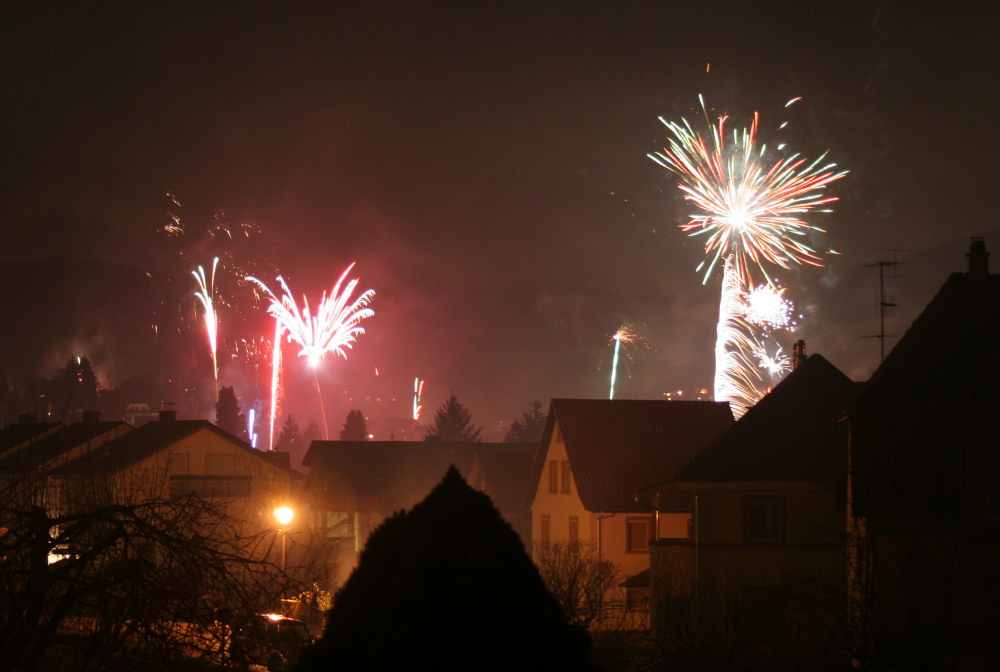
[{"left": 295, "top": 466, "right": 595, "bottom": 671}]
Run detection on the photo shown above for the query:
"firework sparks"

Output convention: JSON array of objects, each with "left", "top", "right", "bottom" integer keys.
[
  {"left": 650, "top": 97, "right": 844, "bottom": 416},
  {"left": 648, "top": 94, "right": 846, "bottom": 287},
  {"left": 248, "top": 263, "right": 375, "bottom": 440},
  {"left": 607, "top": 324, "right": 654, "bottom": 400},
  {"left": 192, "top": 257, "right": 220, "bottom": 381},
  {"left": 744, "top": 283, "right": 794, "bottom": 331}
]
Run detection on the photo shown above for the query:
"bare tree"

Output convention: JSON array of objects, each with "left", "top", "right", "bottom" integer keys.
[
  {"left": 533, "top": 541, "right": 619, "bottom": 629},
  {"left": 0, "top": 463, "right": 293, "bottom": 671}
]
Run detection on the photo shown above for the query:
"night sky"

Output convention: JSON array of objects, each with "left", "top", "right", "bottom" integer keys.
[{"left": 2, "top": 2, "right": 998, "bottom": 441}]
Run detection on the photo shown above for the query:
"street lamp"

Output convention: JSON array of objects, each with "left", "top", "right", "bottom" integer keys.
[{"left": 274, "top": 506, "right": 293, "bottom": 571}]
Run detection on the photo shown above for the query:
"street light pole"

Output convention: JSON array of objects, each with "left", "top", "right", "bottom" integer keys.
[{"left": 274, "top": 506, "right": 294, "bottom": 572}]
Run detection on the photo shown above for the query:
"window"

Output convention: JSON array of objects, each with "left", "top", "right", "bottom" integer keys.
[
  {"left": 170, "top": 475, "right": 251, "bottom": 498},
  {"left": 569, "top": 516, "right": 579, "bottom": 545},
  {"left": 743, "top": 497, "right": 785, "bottom": 543},
  {"left": 625, "top": 586, "right": 651, "bottom": 613},
  {"left": 169, "top": 453, "right": 189, "bottom": 475},
  {"left": 626, "top": 517, "right": 651, "bottom": 553},
  {"left": 205, "top": 453, "right": 236, "bottom": 475},
  {"left": 560, "top": 460, "right": 571, "bottom": 494},
  {"left": 548, "top": 461, "right": 558, "bottom": 494},
  {"left": 540, "top": 515, "right": 550, "bottom": 550}
]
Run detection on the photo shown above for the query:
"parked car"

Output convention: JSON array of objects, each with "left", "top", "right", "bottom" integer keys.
[{"left": 228, "top": 613, "right": 312, "bottom": 672}]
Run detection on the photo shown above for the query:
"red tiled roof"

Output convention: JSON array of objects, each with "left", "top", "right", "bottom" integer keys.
[{"left": 529, "top": 399, "right": 733, "bottom": 512}]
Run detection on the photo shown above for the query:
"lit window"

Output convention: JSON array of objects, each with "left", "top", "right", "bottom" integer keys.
[{"left": 626, "top": 517, "right": 651, "bottom": 553}]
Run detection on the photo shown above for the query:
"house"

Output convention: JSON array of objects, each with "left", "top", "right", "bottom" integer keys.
[
  {"left": 0, "top": 411, "right": 131, "bottom": 506},
  {"left": 466, "top": 445, "right": 538, "bottom": 546},
  {"left": 848, "top": 239, "right": 1000, "bottom": 671},
  {"left": 48, "top": 410, "right": 302, "bottom": 565},
  {"left": 642, "top": 353, "right": 858, "bottom": 667},
  {"left": 524, "top": 399, "right": 734, "bottom": 626},
  {"left": 301, "top": 440, "right": 532, "bottom": 588}
]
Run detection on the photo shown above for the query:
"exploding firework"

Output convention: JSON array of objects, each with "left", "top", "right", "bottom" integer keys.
[
  {"left": 649, "top": 95, "right": 846, "bottom": 287},
  {"left": 650, "top": 97, "right": 844, "bottom": 416},
  {"left": 248, "top": 263, "right": 375, "bottom": 441},
  {"left": 192, "top": 257, "right": 220, "bottom": 381}
]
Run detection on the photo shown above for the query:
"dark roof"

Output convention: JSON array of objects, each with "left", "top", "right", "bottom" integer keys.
[
  {"left": 0, "top": 421, "right": 63, "bottom": 457},
  {"left": 302, "top": 440, "right": 524, "bottom": 514},
  {"left": 53, "top": 419, "right": 301, "bottom": 477},
  {"left": 0, "top": 421, "right": 130, "bottom": 473},
  {"left": 850, "top": 263, "right": 1000, "bottom": 519},
  {"left": 670, "top": 355, "right": 858, "bottom": 484},
  {"left": 528, "top": 399, "right": 734, "bottom": 512},
  {"left": 470, "top": 446, "right": 537, "bottom": 513}
]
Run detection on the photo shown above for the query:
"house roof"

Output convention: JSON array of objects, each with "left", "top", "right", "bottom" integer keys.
[
  {"left": 850, "top": 250, "right": 1000, "bottom": 518},
  {"left": 469, "top": 446, "right": 537, "bottom": 513},
  {"left": 527, "top": 399, "right": 734, "bottom": 513},
  {"left": 668, "top": 355, "right": 858, "bottom": 484},
  {"left": 0, "top": 420, "right": 130, "bottom": 474},
  {"left": 0, "top": 420, "right": 63, "bottom": 457},
  {"left": 302, "top": 440, "right": 524, "bottom": 515},
  {"left": 53, "top": 419, "right": 302, "bottom": 478}
]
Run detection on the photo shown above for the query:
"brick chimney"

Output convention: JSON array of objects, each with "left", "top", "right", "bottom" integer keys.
[
  {"left": 967, "top": 237, "right": 989, "bottom": 277},
  {"left": 82, "top": 410, "right": 101, "bottom": 424},
  {"left": 159, "top": 409, "right": 177, "bottom": 423},
  {"left": 18, "top": 412, "right": 36, "bottom": 425},
  {"left": 792, "top": 340, "right": 807, "bottom": 370}
]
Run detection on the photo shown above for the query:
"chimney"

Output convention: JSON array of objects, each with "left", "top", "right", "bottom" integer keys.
[
  {"left": 18, "top": 413, "right": 37, "bottom": 425},
  {"left": 159, "top": 409, "right": 177, "bottom": 423},
  {"left": 82, "top": 410, "right": 101, "bottom": 424},
  {"left": 792, "top": 340, "right": 807, "bottom": 370},
  {"left": 967, "top": 237, "right": 989, "bottom": 277}
]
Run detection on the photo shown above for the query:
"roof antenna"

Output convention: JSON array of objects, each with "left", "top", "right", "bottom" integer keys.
[{"left": 862, "top": 250, "right": 905, "bottom": 363}]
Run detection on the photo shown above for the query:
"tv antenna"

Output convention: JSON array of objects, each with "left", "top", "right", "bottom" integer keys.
[{"left": 863, "top": 251, "right": 905, "bottom": 363}]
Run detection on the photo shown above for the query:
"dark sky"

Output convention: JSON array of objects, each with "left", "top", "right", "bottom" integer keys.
[{"left": 2, "top": 1, "right": 998, "bottom": 439}]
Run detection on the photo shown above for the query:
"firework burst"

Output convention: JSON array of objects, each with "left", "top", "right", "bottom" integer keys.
[
  {"left": 649, "top": 95, "right": 846, "bottom": 287},
  {"left": 650, "top": 96, "right": 844, "bottom": 416},
  {"left": 249, "top": 263, "right": 375, "bottom": 441}
]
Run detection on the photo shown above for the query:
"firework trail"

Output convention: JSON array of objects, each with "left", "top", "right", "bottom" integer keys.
[
  {"left": 649, "top": 96, "right": 844, "bottom": 416},
  {"left": 247, "top": 408, "right": 258, "bottom": 449},
  {"left": 413, "top": 378, "right": 425, "bottom": 421},
  {"left": 609, "top": 333, "right": 621, "bottom": 400},
  {"left": 267, "top": 319, "right": 282, "bottom": 451},
  {"left": 606, "top": 324, "right": 654, "bottom": 400},
  {"left": 248, "top": 263, "right": 375, "bottom": 440},
  {"left": 192, "top": 257, "right": 220, "bottom": 382}
]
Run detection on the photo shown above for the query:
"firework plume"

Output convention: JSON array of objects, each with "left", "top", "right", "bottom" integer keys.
[
  {"left": 248, "top": 263, "right": 375, "bottom": 441},
  {"left": 650, "top": 97, "right": 844, "bottom": 416}
]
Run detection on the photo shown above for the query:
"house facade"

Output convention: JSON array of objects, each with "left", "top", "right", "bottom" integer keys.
[
  {"left": 525, "top": 399, "right": 734, "bottom": 626},
  {"left": 302, "top": 440, "right": 533, "bottom": 588},
  {"left": 644, "top": 354, "right": 858, "bottom": 668},
  {"left": 848, "top": 239, "right": 1000, "bottom": 671}
]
